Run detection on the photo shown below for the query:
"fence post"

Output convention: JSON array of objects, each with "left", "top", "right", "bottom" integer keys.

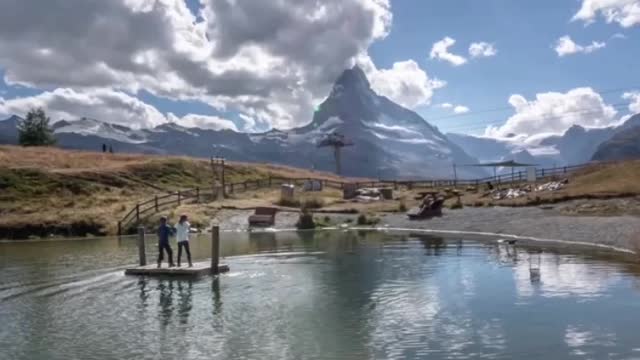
[
  {"left": 196, "top": 187, "right": 200, "bottom": 203},
  {"left": 244, "top": 181, "right": 248, "bottom": 191},
  {"left": 268, "top": 176, "right": 272, "bottom": 187},
  {"left": 137, "top": 226, "right": 146, "bottom": 266},
  {"left": 211, "top": 225, "right": 220, "bottom": 274},
  {"left": 178, "top": 191, "right": 181, "bottom": 205},
  {"left": 154, "top": 196, "right": 158, "bottom": 212},
  {"left": 117, "top": 221, "right": 122, "bottom": 236},
  {"left": 136, "top": 204, "right": 140, "bottom": 224}
]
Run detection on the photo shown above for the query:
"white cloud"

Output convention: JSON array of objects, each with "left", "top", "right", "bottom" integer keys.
[
  {"left": 468, "top": 42, "right": 497, "bottom": 58},
  {"left": 572, "top": 0, "right": 640, "bottom": 28},
  {"left": 168, "top": 113, "right": 238, "bottom": 131},
  {"left": 357, "top": 55, "right": 445, "bottom": 108},
  {"left": 0, "top": 88, "right": 239, "bottom": 131},
  {"left": 485, "top": 87, "right": 618, "bottom": 140},
  {"left": 623, "top": 91, "right": 640, "bottom": 113},
  {"left": 554, "top": 36, "right": 606, "bottom": 56},
  {"left": 430, "top": 37, "right": 467, "bottom": 66},
  {"left": 611, "top": 32, "right": 627, "bottom": 39},
  {"left": 438, "top": 103, "right": 469, "bottom": 114},
  {"left": 0, "top": 0, "right": 394, "bottom": 130},
  {"left": 453, "top": 105, "right": 470, "bottom": 114}
]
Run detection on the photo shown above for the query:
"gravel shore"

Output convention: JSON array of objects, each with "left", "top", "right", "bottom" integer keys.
[{"left": 215, "top": 202, "right": 640, "bottom": 254}]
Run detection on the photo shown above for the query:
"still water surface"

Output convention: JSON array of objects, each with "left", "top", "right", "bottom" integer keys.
[{"left": 1, "top": 230, "right": 640, "bottom": 359}]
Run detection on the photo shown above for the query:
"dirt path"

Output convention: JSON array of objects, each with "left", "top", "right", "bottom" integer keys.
[{"left": 217, "top": 203, "right": 640, "bottom": 254}]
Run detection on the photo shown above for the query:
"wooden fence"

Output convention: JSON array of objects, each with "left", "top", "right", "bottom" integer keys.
[{"left": 117, "top": 164, "right": 588, "bottom": 235}]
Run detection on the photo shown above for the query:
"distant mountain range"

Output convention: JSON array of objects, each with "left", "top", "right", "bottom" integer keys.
[
  {"left": 3, "top": 67, "right": 638, "bottom": 177},
  {"left": 448, "top": 113, "right": 640, "bottom": 167},
  {"left": 592, "top": 123, "right": 640, "bottom": 161},
  {"left": 0, "top": 67, "right": 485, "bottom": 179}
]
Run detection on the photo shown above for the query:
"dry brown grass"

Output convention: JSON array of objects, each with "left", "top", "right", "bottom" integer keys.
[
  {"left": 564, "top": 161, "right": 640, "bottom": 196},
  {"left": 0, "top": 145, "right": 358, "bottom": 238},
  {"left": 0, "top": 145, "right": 155, "bottom": 172},
  {"left": 2, "top": 145, "right": 638, "bottom": 239},
  {"left": 456, "top": 161, "right": 640, "bottom": 208}
]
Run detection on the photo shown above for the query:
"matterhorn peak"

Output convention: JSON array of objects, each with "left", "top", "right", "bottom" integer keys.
[{"left": 333, "top": 65, "right": 371, "bottom": 92}]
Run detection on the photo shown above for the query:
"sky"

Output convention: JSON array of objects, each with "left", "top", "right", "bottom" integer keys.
[{"left": 0, "top": 0, "right": 639, "bottom": 142}]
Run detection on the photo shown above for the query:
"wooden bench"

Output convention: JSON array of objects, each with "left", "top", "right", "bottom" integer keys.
[
  {"left": 248, "top": 207, "right": 277, "bottom": 227},
  {"left": 407, "top": 197, "right": 444, "bottom": 220}
]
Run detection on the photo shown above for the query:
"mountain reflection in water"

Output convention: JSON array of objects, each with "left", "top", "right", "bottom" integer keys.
[{"left": 1, "top": 230, "right": 640, "bottom": 359}]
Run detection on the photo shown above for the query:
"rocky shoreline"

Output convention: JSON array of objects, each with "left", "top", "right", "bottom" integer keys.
[{"left": 216, "top": 201, "right": 640, "bottom": 255}]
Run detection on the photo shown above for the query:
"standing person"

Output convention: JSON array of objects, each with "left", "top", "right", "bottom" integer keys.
[
  {"left": 175, "top": 214, "right": 193, "bottom": 267},
  {"left": 157, "top": 216, "right": 175, "bottom": 268}
]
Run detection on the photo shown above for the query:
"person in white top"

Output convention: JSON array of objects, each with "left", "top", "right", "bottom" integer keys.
[{"left": 174, "top": 214, "right": 192, "bottom": 267}]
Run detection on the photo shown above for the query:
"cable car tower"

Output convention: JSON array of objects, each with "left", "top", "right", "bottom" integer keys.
[{"left": 317, "top": 132, "right": 354, "bottom": 175}]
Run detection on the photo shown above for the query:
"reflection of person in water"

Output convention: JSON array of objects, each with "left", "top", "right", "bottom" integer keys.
[
  {"left": 529, "top": 251, "right": 542, "bottom": 284},
  {"left": 138, "top": 278, "right": 150, "bottom": 308},
  {"left": 158, "top": 280, "right": 174, "bottom": 328},
  {"left": 177, "top": 280, "right": 193, "bottom": 325}
]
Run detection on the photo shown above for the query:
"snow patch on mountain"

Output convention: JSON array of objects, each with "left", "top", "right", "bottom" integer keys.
[{"left": 54, "top": 118, "right": 148, "bottom": 144}]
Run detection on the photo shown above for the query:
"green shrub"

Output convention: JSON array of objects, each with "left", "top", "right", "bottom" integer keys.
[
  {"left": 357, "top": 214, "right": 380, "bottom": 226},
  {"left": 450, "top": 201, "right": 463, "bottom": 209},
  {"left": 301, "top": 197, "right": 325, "bottom": 210},
  {"left": 276, "top": 197, "right": 300, "bottom": 208},
  {"left": 18, "top": 108, "right": 56, "bottom": 146},
  {"left": 296, "top": 209, "right": 316, "bottom": 230}
]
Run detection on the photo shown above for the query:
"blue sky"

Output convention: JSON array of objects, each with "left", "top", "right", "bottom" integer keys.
[
  {"left": 372, "top": 0, "right": 640, "bottom": 133},
  {"left": 0, "top": 0, "right": 639, "bottom": 137}
]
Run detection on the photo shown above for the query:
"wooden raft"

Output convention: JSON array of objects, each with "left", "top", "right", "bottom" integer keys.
[{"left": 125, "top": 261, "right": 229, "bottom": 277}]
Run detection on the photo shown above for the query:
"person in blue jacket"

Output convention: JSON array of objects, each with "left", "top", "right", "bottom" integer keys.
[{"left": 157, "top": 216, "right": 175, "bottom": 268}]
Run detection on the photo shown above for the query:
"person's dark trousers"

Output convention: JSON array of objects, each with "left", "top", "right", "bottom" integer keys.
[
  {"left": 177, "top": 241, "right": 192, "bottom": 267},
  {"left": 158, "top": 242, "right": 174, "bottom": 267}
]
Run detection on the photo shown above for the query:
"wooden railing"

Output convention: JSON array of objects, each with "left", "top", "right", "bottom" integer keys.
[
  {"left": 117, "top": 164, "right": 590, "bottom": 234},
  {"left": 117, "top": 176, "right": 347, "bottom": 234}
]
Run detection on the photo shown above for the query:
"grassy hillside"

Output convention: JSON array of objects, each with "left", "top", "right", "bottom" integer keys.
[
  {"left": 455, "top": 160, "right": 640, "bottom": 208},
  {"left": 0, "top": 146, "right": 346, "bottom": 239},
  {"left": 2, "top": 145, "right": 638, "bottom": 240}
]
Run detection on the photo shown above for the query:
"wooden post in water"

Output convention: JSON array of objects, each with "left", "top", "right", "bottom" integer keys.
[
  {"left": 211, "top": 225, "right": 220, "bottom": 274},
  {"left": 137, "top": 226, "right": 146, "bottom": 266}
]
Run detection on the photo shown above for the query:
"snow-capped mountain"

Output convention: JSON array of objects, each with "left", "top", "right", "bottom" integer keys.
[
  {"left": 0, "top": 66, "right": 485, "bottom": 178},
  {"left": 54, "top": 118, "right": 149, "bottom": 144},
  {"left": 448, "top": 113, "right": 640, "bottom": 167},
  {"left": 282, "top": 66, "right": 483, "bottom": 178},
  {"left": 592, "top": 114, "right": 640, "bottom": 161}
]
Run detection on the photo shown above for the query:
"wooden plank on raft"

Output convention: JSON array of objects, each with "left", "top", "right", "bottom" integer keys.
[{"left": 124, "top": 261, "right": 230, "bottom": 277}]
